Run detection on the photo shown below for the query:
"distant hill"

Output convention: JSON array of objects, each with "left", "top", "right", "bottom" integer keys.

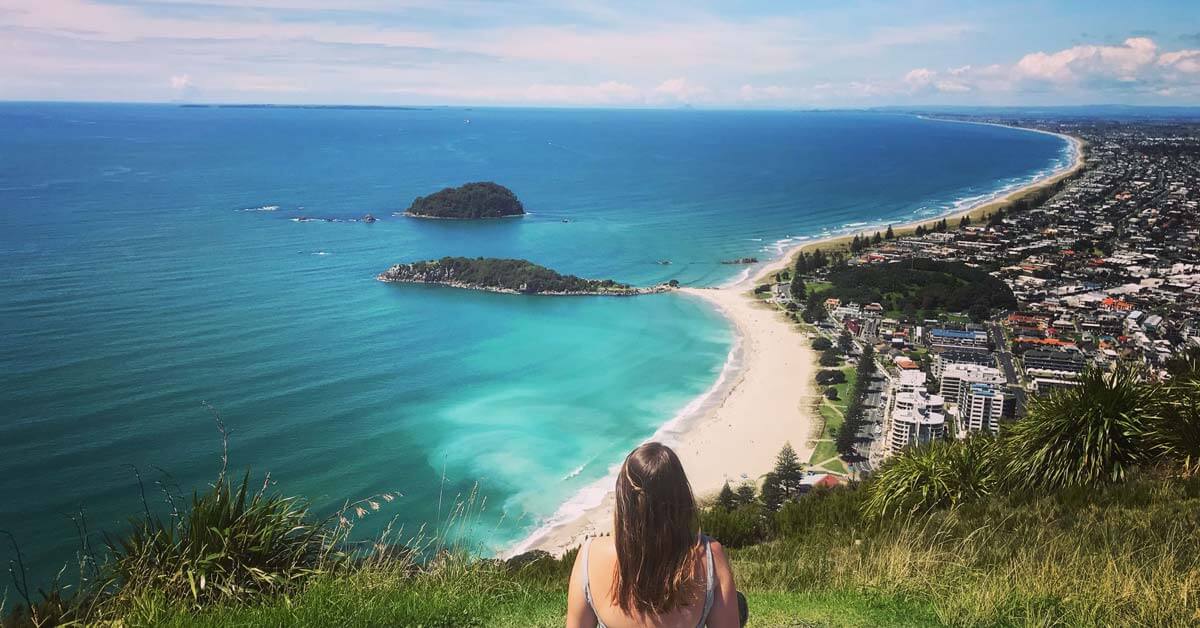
[{"left": 403, "top": 182, "right": 525, "bottom": 219}]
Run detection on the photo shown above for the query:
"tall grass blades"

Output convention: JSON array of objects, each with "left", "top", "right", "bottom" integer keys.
[
  {"left": 1005, "top": 365, "right": 1160, "bottom": 489},
  {"left": 863, "top": 436, "right": 1001, "bottom": 518},
  {"left": 105, "top": 470, "right": 341, "bottom": 608}
]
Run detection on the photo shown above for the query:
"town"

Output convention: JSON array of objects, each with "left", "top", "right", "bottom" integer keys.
[{"left": 761, "top": 115, "right": 1200, "bottom": 476}]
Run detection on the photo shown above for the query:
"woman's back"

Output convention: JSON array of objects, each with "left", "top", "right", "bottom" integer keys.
[
  {"left": 565, "top": 442, "right": 740, "bottom": 627},
  {"left": 575, "top": 536, "right": 719, "bottom": 628}
]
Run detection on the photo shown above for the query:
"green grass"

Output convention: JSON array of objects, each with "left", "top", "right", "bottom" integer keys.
[
  {"left": 809, "top": 365, "right": 856, "bottom": 471},
  {"left": 105, "top": 473, "right": 1200, "bottom": 627}
]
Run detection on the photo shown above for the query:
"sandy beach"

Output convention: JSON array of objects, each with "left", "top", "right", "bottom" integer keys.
[{"left": 513, "top": 125, "right": 1086, "bottom": 558}]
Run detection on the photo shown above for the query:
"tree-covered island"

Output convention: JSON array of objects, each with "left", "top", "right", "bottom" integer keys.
[
  {"left": 402, "top": 182, "right": 525, "bottom": 219},
  {"left": 378, "top": 257, "right": 674, "bottom": 295}
]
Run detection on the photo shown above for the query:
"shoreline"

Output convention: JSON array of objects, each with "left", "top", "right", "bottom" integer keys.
[{"left": 508, "top": 120, "right": 1086, "bottom": 558}]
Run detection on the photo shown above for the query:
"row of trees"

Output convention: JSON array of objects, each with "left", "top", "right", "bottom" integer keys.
[{"left": 836, "top": 343, "right": 876, "bottom": 456}]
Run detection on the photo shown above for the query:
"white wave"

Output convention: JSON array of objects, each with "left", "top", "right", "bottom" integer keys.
[
  {"left": 242, "top": 204, "right": 280, "bottom": 212},
  {"left": 505, "top": 322, "right": 746, "bottom": 558},
  {"left": 561, "top": 463, "right": 586, "bottom": 481}
]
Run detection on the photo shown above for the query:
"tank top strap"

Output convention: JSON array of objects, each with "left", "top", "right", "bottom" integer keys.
[
  {"left": 581, "top": 537, "right": 608, "bottom": 628},
  {"left": 698, "top": 534, "right": 715, "bottom": 627}
]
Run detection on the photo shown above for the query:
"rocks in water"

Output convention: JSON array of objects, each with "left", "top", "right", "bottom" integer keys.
[
  {"left": 721, "top": 257, "right": 759, "bottom": 265},
  {"left": 362, "top": 213, "right": 377, "bottom": 223}
]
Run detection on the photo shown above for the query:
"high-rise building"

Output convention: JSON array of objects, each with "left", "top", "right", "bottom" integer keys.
[
  {"left": 887, "top": 378, "right": 946, "bottom": 455},
  {"left": 940, "top": 363, "right": 1006, "bottom": 404},
  {"left": 960, "top": 383, "right": 1007, "bottom": 435}
]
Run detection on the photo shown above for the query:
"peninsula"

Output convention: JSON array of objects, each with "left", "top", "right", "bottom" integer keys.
[
  {"left": 403, "top": 182, "right": 525, "bottom": 219},
  {"left": 377, "top": 257, "right": 672, "bottom": 295}
]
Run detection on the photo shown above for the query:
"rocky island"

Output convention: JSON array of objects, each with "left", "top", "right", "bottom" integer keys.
[
  {"left": 403, "top": 182, "right": 525, "bottom": 219},
  {"left": 378, "top": 257, "right": 674, "bottom": 295},
  {"left": 721, "top": 256, "right": 759, "bottom": 264}
]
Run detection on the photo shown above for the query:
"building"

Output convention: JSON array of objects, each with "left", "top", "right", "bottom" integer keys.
[
  {"left": 940, "top": 364, "right": 1007, "bottom": 404},
  {"left": 959, "top": 383, "right": 1008, "bottom": 435},
  {"left": 932, "top": 350, "right": 997, "bottom": 378},
  {"left": 1023, "top": 349, "right": 1086, "bottom": 379},
  {"left": 928, "top": 328, "right": 990, "bottom": 353},
  {"left": 896, "top": 369, "right": 928, "bottom": 394},
  {"left": 889, "top": 389, "right": 947, "bottom": 454}
]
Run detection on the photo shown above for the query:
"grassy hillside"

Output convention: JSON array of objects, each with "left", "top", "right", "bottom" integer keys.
[{"left": 41, "top": 473, "right": 1195, "bottom": 627}]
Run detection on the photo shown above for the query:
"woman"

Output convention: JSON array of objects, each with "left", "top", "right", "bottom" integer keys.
[{"left": 566, "top": 442, "right": 743, "bottom": 627}]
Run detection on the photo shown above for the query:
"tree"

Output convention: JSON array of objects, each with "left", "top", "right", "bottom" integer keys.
[
  {"left": 790, "top": 272, "right": 806, "bottom": 301},
  {"left": 968, "top": 301, "right": 990, "bottom": 323},
  {"left": 734, "top": 482, "right": 757, "bottom": 507},
  {"left": 811, "top": 337, "right": 833, "bottom": 351},
  {"left": 872, "top": 232, "right": 883, "bottom": 245},
  {"left": 885, "top": 224, "right": 895, "bottom": 240},
  {"left": 960, "top": 215, "right": 972, "bottom": 229},
  {"left": 915, "top": 225, "right": 926, "bottom": 237},
  {"left": 773, "top": 443, "right": 805, "bottom": 500},
  {"left": 824, "top": 387, "right": 839, "bottom": 400},
  {"left": 795, "top": 254, "right": 809, "bottom": 275},
  {"left": 819, "top": 350, "right": 842, "bottom": 367},
  {"left": 837, "top": 330, "right": 853, "bottom": 354},
  {"left": 803, "top": 291, "right": 826, "bottom": 323},
  {"left": 815, "top": 369, "right": 847, "bottom": 386},
  {"left": 760, "top": 472, "right": 785, "bottom": 512},
  {"left": 716, "top": 482, "right": 737, "bottom": 511}
]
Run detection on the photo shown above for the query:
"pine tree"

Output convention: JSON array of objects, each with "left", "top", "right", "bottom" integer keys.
[
  {"left": 734, "top": 482, "right": 757, "bottom": 507},
  {"left": 790, "top": 272, "right": 806, "bottom": 301},
  {"left": 772, "top": 443, "right": 805, "bottom": 500},
  {"left": 838, "top": 329, "right": 853, "bottom": 354},
  {"left": 915, "top": 225, "right": 926, "bottom": 236},
  {"left": 960, "top": 215, "right": 971, "bottom": 229},
  {"left": 760, "top": 472, "right": 785, "bottom": 512},
  {"left": 885, "top": 224, "right": 895, "bottom": 239},
  {"left": 716, "top": 481, "right": 737, "bottom": 511},
  {"left": 872, "top": 231, "right": 883, "bottom": 245},
  {"left": 795, "top": 254, "right": 808, "bottom": 274}
]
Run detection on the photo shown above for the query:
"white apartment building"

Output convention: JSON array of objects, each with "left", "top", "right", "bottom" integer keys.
[
  {"left": 888, "top": 384, "right": 946, "bottom": 455},
  {"left": 939, "top": 363, "right": 1006, "bottom": 404},
  {"left": 959, "top": 383, "right": 1007, "bottom": 435}
]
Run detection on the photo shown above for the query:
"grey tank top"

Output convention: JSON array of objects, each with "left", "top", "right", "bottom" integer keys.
[{"left": 581, "top": 535, "right": 716, "bottom": 628}]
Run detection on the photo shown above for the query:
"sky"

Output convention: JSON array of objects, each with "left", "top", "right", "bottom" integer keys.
[{"left": 1, "top": 0, "right": 1199, "bottom": 107}]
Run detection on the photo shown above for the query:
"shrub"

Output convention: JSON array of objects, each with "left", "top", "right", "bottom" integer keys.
[
  {"left": 818, "top": 350, "right": 842, "bottom": 367},
  {"left": 811, "top": 337, "right": 833, "bottom": 351},
  {"left": 824, "top": 387, "right": 839, "bottom": 400},
  {"left": 864, "top": 437, "right": 1002, "bottom": 518},
  {"left": 815, "top": 370, "right": 846, "bottom": 386},
  {"left": 1005, "top": 366, "right": 1159, "bottom": 490},
  {"left": 105, "top": 469, "right": 346, "bottom": 609},
  {"left": 1145, "top": 376, "right": 1200, "bottom": 475},
  {"left": 700, "top": 506, "right": 765, "bottom": 548}
]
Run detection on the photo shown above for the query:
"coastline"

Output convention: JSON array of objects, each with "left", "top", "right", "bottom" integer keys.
[
  {"left": 510, "top": 121, "right": 1086, "bottom": 558},
  {"left": 510, "top": 286, "right": 819, "bottom": 556}
]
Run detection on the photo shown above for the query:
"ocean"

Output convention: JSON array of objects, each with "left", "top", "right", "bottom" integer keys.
[{"left": 0, "top": 104, "right": 1069, "bottom": 581}]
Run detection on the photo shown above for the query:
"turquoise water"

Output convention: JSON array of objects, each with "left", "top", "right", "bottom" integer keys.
[{"left": 0, "top": 105, "right": 1068, "bottom": 581}]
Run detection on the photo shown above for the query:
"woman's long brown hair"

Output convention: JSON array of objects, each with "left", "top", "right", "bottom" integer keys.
[{"left": 611, "top": 442, "right": 701, "bottom": 617}]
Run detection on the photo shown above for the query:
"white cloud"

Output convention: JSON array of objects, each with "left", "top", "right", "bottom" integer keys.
[
  {"left": 1158, "top": 49, "right": 1200, "bottom": 74},
  {"left": 1013, "top": 37, "right": 1158, "bottom": 83},
  {"left": 903, "top": 37, "right": 1200, "bottom": 100},
  {"left": 169, "top": 74, "right": 192, "bottom": 90},
  {"left": 904, "top": 67, "right": 970, "bottom": 93},
  {"left": 651, "top": 77, "right": 709, "bottom": 103},
  {"left": 737, "top": 84, "right": 795, "bottom": 102}
]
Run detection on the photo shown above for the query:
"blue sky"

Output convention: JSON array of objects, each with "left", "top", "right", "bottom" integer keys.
[{"left": 1, "top": 0, "right": 1198, "bottom": 106}]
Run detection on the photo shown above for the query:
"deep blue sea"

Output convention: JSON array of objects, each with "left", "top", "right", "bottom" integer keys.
[{"left": 0, "top": 104, "right": 1068, "bottom": 583}]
